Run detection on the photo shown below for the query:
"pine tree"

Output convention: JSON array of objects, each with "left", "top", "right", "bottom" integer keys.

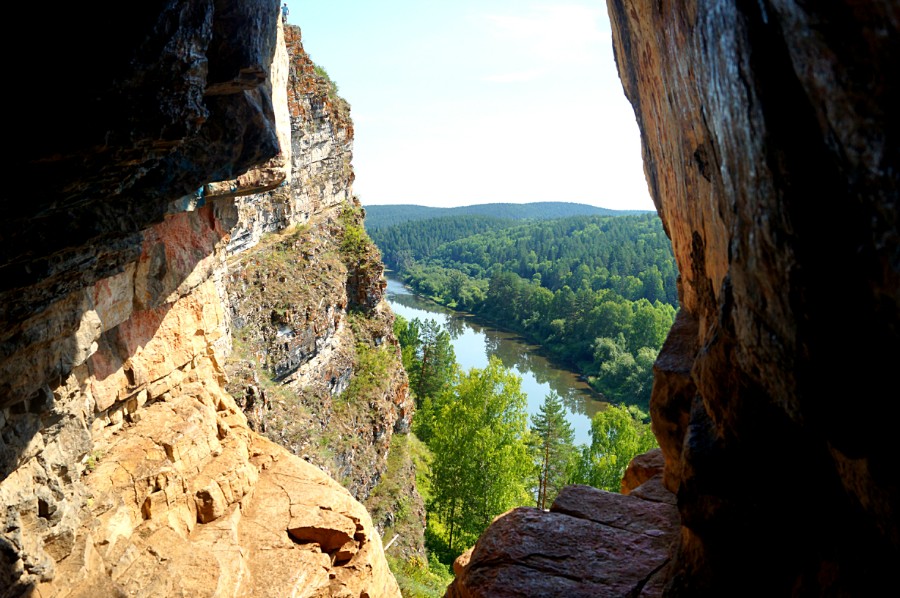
[
  {"left": 415, "top": 319, "right": 456, "bottom": 403},
  {"left": 530, "top": 392, "right": 577, "bottom": 509},
  {"left": 394, "top": 316, "right": 456, "bottom": 409}
]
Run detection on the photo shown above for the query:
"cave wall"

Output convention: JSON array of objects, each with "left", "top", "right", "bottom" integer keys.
[
  {"left": 607, "top": 0, "right": 899, "bottom": 594},
  {"left": 1, "top": 2, "right": 401, "bottom": 596}
]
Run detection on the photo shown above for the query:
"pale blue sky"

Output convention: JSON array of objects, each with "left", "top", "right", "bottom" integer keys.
[{"left": 284, "top": 1, "right": 653, "bottom": 211}]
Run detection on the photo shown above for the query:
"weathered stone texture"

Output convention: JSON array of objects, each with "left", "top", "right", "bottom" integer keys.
[
  {"left": 226, "top": 25, "right": 356, "bottom": 257},
  {"left": 224, "top": 206, "right": 412, "bottom": 501},
  {"left": 1, "top": 4, "right": 401, "bottom": 597},
  {"left": 607, "top": 0, "right": 900, "bottom": 594},
  {"left": 447, "top": 484, "right": 678, "bottom": 597},
  {"left": 40, "top": 369, "right": 399, "bottom": 598},
  {"left": 221, "top": 22, "right": 412, "bottom": 504},
  {"left": 5, "top": 0, "right": 283, "bottom": 336}
]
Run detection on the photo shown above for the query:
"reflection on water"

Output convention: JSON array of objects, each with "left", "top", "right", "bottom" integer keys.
[{"left": 386, "top": 277, "right": 607, "bottom": 446}]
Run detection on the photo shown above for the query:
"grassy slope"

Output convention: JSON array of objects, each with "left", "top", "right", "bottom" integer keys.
[{"left": 367, "top": 432, "right": 454, "bottom": 597}]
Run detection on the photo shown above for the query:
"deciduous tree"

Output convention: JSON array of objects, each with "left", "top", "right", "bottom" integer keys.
[
  {"left": 427, "top": 357, "right": 530, "bottom": 554},
  {"left": 571, "top": 404, "right": 657, "bottom": 491}
]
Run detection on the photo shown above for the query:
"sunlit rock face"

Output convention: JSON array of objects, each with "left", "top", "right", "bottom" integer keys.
[
  {"left": 607, "top": 0, "right": 899, "bottom": 594},
  {"left": 223, "top": 25, "right": 356, "bottom": 256},
  {"left": 1, "top": 2, "right": 400, "bottom": 596},
  {"left": 222, "top": 24, "right": 413, "bottom": 503}
]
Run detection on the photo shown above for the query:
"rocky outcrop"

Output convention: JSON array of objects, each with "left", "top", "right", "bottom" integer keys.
[
  {"left": 447, "top": 480, "right": 678, "bottom": 598},
  {"left": 225, "top": 25, "right": 355, "bottom": 256},
  {"left": 221, "top": 25, "right": 413, "bottom": 502},
  {"left": 4, "top": 1, "right": 282, "bottom": 346},
  {"left": 605, "top": 0, "right": 900, "bottom": 594},
  {"left": 1, "top": 3, "right": 400, "bottom": 596},
  {"left": 35, "top": 332, "right": 397, "bottom": 597},
  {"left": 224, "top": 203, "right": 413, "bottom": 501}
]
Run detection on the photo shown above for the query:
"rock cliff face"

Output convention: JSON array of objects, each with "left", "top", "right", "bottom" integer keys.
[
  {"left": 450, "top": 1, "right": 898, "bottom": 596},
  {"left": 221, "top": 24, "right": 413, "bottom": 502},
  {"left": 607, "top": 1, "right": 899, "bottom": 594},
  {"left": 1, "top": 2, "right": 402, "bottom": 596}
]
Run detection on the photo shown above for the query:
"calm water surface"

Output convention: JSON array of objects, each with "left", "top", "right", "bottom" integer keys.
[{"left": 385, "top": 277, "right": 606, "bottom": 446}]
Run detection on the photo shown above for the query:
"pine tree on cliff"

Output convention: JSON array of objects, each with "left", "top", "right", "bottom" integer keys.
[{"left": 530, "top": 392, "right": 577, "bottom": 509}]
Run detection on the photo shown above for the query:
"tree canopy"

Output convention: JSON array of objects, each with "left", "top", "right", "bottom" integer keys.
[
  {"left": 374, "top": 212, "right": 678, "bottom": 408},
  {"left": 394, "top": 316, "right": 457, "bottom": 408},
  {"left": 425, "top": 356, "right": 531, "bottom": 555},
  {"left": 394, "top": 316, "right": 660, "bottom": 567},
  {"left": 570, "top": 404, "right": 657, "bottom": 492}
]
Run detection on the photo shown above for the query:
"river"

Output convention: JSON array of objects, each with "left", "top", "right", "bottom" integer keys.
[{"left": 385, "top": 277, "right": 607, "bottom": 446}]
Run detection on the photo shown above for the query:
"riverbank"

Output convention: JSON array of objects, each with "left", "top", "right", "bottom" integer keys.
[{"left": 385, "top": 276, "right": 606, "bottom": 446}]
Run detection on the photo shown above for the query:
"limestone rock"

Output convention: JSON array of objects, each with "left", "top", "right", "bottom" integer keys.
[
  {"left": 226, "top": 25, "right": 356, "bottom": 257},
  {"left": 221, "top": 22, "right": 412, "bottom": 504},
  {"left": 4, "top": 0, "right": 282, "bottom": 343},
  {"left": 37, "top": 386, "right": 399, "bottom": 597},
  {"left": 205, "top": 12, "right": 293, "bottom": 206},
  {"left": 1, "top": 4, "right": 404, "bottom": 596},
  {"left": 446, "top": 484, "right": 678, "bottom": 597}
]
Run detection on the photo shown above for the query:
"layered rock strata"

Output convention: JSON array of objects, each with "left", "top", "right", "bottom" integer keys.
[
  {"left": 221, "top": 25, "right": 413, "bottom": 502},
  {"left": 225, "top": 25, "right": 355, "bottom": 257},
  {"left": 224, "top": 199, "right": 413, "bottom": 501},
  {"left": 1, "top": 3, "right": 401, "bottom": 596}
]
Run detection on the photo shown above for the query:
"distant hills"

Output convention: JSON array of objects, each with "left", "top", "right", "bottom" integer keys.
[{"left": 362, "top": 202, "right": 651, "bottom": 231}]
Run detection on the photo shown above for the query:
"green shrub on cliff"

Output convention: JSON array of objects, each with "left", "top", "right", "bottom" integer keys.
[
  {"left": 339, "top": 201, "right": 374, "bottom": 260},
  {"left": 313, "top": 64, "right": 340, "bottom": 97},
  {"left": 340, "top": 342, "right": 393, "bottom": 407}
]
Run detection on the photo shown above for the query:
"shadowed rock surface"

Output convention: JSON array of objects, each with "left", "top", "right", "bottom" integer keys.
[
  {"left": 4, "top": 0, "right": 898, "bottom": 596},
  {"left": 607, "top": 0, "right": 899, "bottom": 594}
]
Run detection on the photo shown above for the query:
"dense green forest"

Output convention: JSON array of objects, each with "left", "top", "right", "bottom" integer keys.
[
  {"left": 393, "top": 314, "right": 656, "bottom": 585},
  {"left": 369, "top": 211, "right": 678, "bottom": 408},
  {"left": 363, "top": 201, "right": 647, "bottom": 230},
  {"left": 367, "top": 207, "right": 672, "bottom": 593}
]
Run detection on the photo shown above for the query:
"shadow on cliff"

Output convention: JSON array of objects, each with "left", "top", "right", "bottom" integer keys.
[
  {"left": 0, "top": 200, "right": 231, "bottom": 595},
  {"left": 2, "top": 1, "right": 284, "bottom": 594}
]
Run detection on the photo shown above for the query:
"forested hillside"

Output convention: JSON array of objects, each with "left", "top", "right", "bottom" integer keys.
[
  {"left": 363, "top": 201, "right": 646, "bottom": 230},
  {"left": 370, "top": 212, "right": 678, "bottom": 408}
]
